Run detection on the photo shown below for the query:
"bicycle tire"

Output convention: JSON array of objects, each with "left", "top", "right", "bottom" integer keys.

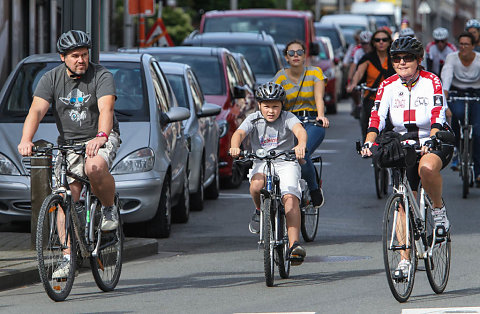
[
  {"left": 424, "top": 195, "right": 451, "bottom": 294},
  {"left": 262, "top": 197, "right": 275, "bottom": 287},
  {"left": 382, "top": 193, "right": 417, "bottom": 303},
  {"left": 461, "top": 129, "right": 470, "bottom": 198},
  {"left": 276, "top": 203, "right": 290, "bottom": 279},
  {"left": 374, "top": 163, "right": 389, "bottom": 199},
  {"left": 301, "top": 167, "right": 320, "bottom": 242},
  {"left": 90, "top": 194, "right": 124, "bottom": 292},
  {"left": 36, "top": 194, "right": 77, "bottom": 302}
]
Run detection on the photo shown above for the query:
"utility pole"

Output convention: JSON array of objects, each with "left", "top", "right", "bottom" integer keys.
[
  {"left": 230, "top": 0, "right": 238, "bottom": 10},
  {"left": 286, "top": 0, "right": 292, "bottom": 10}
]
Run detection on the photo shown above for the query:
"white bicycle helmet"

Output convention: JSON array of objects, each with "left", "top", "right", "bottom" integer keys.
[
  {"left": 399, "top": 27, "right": 415, "bottom": 38},
  {"left": 465, "top": 19, "right": 480, "bottom": 30},
  {"left": 432, "top": 27, "right": 449, "bottom": 41},
  {"left": 359, "top": 31, "right": 373, "bottom": 43}
]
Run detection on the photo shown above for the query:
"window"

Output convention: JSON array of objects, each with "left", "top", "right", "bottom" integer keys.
[
  {"left": 150, "top": 63, "right": 169, "bottom": 113},
  {"left": 188, "top": 70, "right": 204, "bottom": 113}
]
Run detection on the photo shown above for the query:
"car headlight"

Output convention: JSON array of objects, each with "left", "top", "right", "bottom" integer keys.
[
  {"left": 111, "top": 148, "right": 154, "bottom": 175},
  {"left": 0, "top": 153, "right": 21, "bottom": 175},
  {"left": 218, "top": 120, "right": 229, "bottom": 138}
]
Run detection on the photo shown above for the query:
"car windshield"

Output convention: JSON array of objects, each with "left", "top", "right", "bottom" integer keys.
[
  {"left": 153, "top": 54, "right": 224, "bottom": 95},
  {"left": 165, "top": 74, "right": 189, "bottom": 109},
  {"left": 315, "top": 28, "right": 341, "bottom": 50},
  {"left": 103, "top": 62, "right": 149, "bottom": 122},
  {"left": 218, "top": 44, "right": 278, "bottom": 76},
  {"left": 204, "top": 16, "right": 305, "bottom": 45},
  {"left": 0, "top": 62, "right": 59, "bottom": 122},
  {"left": 0, "top": 61, "right": 149, "bottom": 123}
]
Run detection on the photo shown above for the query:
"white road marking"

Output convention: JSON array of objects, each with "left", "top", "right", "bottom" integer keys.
[
  {"left": 235, "top": 312, "right": 316, "bottom": 314},
  {"left": 218, "top": 193, "right": 252, "bottom": 199},
  {"left": 402, "top": 307, "right": 480, "bottom": 314},
  {"left": 323, "top": 138, "right": 348, "bottom": 143}
]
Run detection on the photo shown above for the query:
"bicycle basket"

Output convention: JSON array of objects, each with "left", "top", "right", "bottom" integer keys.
[{"left": 373, "top": 132, "right": 416, "bottom": 168}]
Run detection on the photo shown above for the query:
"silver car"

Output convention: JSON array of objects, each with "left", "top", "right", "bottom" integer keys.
[
  {"left": 160, "top": 62, "right": 221, "bottom": 211},
  {"left": 0, "top": 52, "right": 190, "bottom": 238}
]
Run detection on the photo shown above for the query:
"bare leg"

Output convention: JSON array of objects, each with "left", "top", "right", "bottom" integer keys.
[
  {"left": 418, "top": 154, "right": 443, "bottom": 208},
  {"left": 85, "top": 155, "right": 114, "bottom": 207},
  {"left": 283, "top": 194, "right": 301, "bottom": 247},
  {"left": 249, "top": 173, "right": 265, "bottom": 209}
]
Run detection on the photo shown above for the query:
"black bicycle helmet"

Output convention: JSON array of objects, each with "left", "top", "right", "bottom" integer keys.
[
  {"left": 255, "top": 82, "right": 286, "bottom": 103},
  {"left": 390, "top": 36, "right": 424, "bottom": 58},
  {"left": 57, "top": 30, "right": 92, "bottom": 54}
]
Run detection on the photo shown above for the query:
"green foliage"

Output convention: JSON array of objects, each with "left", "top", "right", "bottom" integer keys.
[{"left": 162, "top": 6, "right": 194, "bottom": 45}]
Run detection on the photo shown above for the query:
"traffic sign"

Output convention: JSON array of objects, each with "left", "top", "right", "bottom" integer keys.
[
  {"left": 418, "top": 1, "right": 431, "bottom": 15},
  {"left": 128, "top": 0, "right": 155, "bottom": 16}
]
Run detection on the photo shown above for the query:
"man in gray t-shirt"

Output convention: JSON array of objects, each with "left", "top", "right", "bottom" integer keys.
[{"left": 18, "top": 30, "right": 120, "bottom": 278}]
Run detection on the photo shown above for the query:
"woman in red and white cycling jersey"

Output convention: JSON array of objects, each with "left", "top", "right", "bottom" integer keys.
[{"left": 361, "top": 37, "right": 453, "bottom": 276}]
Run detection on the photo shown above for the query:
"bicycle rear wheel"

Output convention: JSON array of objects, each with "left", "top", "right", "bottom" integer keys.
[
  {"left": 262, "top": 197, "right": 275, "bottom": 287},
  {"left": 36, "top": 194, "right": 76, "bottom": 302},
  {"left": 301, "top": 167, "right": 320, "bottom": 242},
  {"left": 424, "top": 195, "right": 451, "bottom": 294},
  {"left": 461, "top": 129, "right": 470, "bottom": 198},
  {"left": 276, "top": 204, "right": 290, "bottom": 279},
  {"left": 90, "top": 194, "right": 124, "bottom": 292},
  {"left": 383, "top": 194, "right": 416, "bottom": 303}
]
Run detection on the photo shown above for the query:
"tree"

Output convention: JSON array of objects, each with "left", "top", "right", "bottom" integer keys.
[{"left": 162, "top": 6, "right": 194, "bottom": 45}]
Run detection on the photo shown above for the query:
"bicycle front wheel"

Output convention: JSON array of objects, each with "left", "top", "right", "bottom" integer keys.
[
  {"left": 374, "top": 163, "right": 389, "bottom": 199},
  {"left": 383, "top": 194, "right": 416, "bottom": 303},
  {"left": 262, "top": 197, "right": 275, "bottom": 287},
  {"left": 424, "top": 196, "right": 451, "bottom": 294},
  {"left": 36, "top": 194, "right": 77, "bottom": 302},
  {"left": 276, "top": 204, "right": 290, "bottom": 279},
  {"left": 90, "top": 195, "right": 124, "bottom": 292}
]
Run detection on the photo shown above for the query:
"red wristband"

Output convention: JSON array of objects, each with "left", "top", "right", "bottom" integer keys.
[{"left": 96, "top": 131, "right": 108, "bottom": 140}]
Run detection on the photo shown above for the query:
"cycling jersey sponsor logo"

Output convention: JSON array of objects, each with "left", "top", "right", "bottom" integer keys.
[
  {"left": 260, "top": 132, "right": 278, "bottom": 149},
  {"left": 393, "top": 97, "right": 406, "bottom": 108},
  {"left": 414, "top": 97, "right": 429, "bottom": 107},
  {"left": 434, "top": 95, "right": 443, "bottom": 106},
  {"left": 431, "top": 75, "right": 442, "bottom": 93}
]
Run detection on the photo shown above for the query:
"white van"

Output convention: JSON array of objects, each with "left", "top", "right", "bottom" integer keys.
[{"left": 350, "top": 1, "right": 400, "bottom": 32}]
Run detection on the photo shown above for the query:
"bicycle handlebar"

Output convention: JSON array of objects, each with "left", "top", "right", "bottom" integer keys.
[
  {"left": 354, "top": 83, "right": 378, "bottom": 92},
  {"left": 447, "top": 90, "right": 480, "bottom": 102},
  {"left": 298, "top": 117, "right": 324, "bottom": 127},
  {"left": 235, "top": 149, "right": 299, "bottom": 162},
  {"left": 32, "top": 144, "right": 86, "bottom": 155}
]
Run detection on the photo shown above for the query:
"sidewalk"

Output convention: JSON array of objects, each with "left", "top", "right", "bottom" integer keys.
[{"left": 0, "top": 232, "right": 158, "bottom": 291}]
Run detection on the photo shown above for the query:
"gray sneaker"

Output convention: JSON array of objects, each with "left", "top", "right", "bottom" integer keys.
[
  {"left": 52, "top": 256, "right": 70, "bottom": 279},
  {"left": 101, "top": 205, "right": 119, "bottom": 231},
  {"left": 248, "top": 210, "right": 260, "bottom": 234}
]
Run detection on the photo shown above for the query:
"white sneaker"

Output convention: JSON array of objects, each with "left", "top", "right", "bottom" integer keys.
[
  {"left": 393, "top": 259, "right": 411, "bottom": 280},
  {"left": 101, "top": 205, "right": 119, "bottom": 231},
  {"left": 432, "top": 205, "right": 450, "bottom": 236},
  {"left": 52, "top": 256, "right": 70, "bottom": 279}
]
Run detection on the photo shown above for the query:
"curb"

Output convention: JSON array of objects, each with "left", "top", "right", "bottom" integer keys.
[{"left": 0, "top": 237, "right": 158, "bottom": 292}]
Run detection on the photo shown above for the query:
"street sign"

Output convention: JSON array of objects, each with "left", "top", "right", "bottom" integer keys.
[
  {"left": 128, "top": 0, "right": 155, "bottom": 16},
  {"left": 418, "top": 1, "right": 431, "bottom": 15}
]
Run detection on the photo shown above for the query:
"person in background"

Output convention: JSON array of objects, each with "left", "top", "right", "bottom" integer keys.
[
  {"left": 465, "top": 19, "right": 480, "bottom": 52},
  {"left": 426, "top": 27, "right": 457, "bottom": 77}
]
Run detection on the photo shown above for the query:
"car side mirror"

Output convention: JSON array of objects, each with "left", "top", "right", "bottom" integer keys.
[
  {"left": 160, "top": 107, "right": 190, "bottom": 126},
  {"left": 233, "top": 85, "right": 247, "bottom": 99},
  {"left": 197, "top": 102, "right": 221, "bottom": 117},
  {"left": 310, "top": 42, "right": 320, "bottom": 56}
]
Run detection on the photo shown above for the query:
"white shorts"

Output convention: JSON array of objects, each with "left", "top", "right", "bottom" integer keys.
[{"left": 248, "top": 160, "right": 302, "bottom": 200}]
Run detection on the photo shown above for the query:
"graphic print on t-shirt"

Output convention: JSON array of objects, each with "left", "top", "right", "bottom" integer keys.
[
  {"left": 59, "top": 88, "right": 91, "bottom": 125},
  {"left": 260, "top": 131, "right": 279, "bottom": 150}
]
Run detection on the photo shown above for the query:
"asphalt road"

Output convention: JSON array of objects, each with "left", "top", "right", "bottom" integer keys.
[{"left": 1, "top": 100, "right": 480, "bottom": 313}]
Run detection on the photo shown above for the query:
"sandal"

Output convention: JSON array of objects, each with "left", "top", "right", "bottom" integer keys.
[{"left": 288, "top": 241, "right": 306, "bottom": 266}]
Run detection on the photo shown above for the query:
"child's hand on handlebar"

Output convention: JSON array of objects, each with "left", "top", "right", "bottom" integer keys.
[{"left": 229, "top": 147, "right": 241, "bottom": 158}]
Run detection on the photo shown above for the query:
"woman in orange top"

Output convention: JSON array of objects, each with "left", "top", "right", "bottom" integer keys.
[{"left": 347, "top": 29, "right": 396, "bottom": 140}]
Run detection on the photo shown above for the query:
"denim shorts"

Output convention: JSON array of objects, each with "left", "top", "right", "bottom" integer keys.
[{"left": 54, "top": 131, "right": 121, "bottom": 184}]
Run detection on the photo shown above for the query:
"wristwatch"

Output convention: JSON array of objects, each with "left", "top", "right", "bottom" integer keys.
[{"left": 96, "top": 131, "right": 108, "bottom": 140}]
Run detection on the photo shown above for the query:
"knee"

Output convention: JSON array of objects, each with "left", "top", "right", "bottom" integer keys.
[
  {"left": 85, "top": 160, "right": 108, "bottom": 178},
  {"left": 283, "top": 194, "right": 299, "bottom": 210},
  {"left": 250, "top": 179, "right": 264, "bottom": 193},
  {"left": 419, "top": 164, "right": 436, "bottom": 180}
]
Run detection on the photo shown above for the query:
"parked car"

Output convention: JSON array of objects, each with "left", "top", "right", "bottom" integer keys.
[
  {"left": 0, "top": 52, "right": 191, "bottom": 238},
  {"left": 319, "top": 14, "right": 376, "bottom": 34},
  {"left": 119, "top": 46, "right": 254, "bottom": 188},
  {"left": 159, "top": 61, "right": 222, "bottom": 211},
  {"left": 199, "top": 9, "right": 320, "bottom": 64},
  {"left": 314, "top": 22, "right": 347, "bottom": 59},
  {"left": 311, "top": 39, "right": 338, "bottom": 114},
  {"left": 182, "top": 32, "right": 283, "bottom": 84}
]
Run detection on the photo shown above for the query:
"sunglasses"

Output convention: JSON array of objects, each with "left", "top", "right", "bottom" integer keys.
[
  {"left": 374, "top": 37, "right": 390, "bottom": 43},
  {"left": 391, "top": 54, "right": 416, "bottom": 63},
  {"left": 287, "top": 49, "right": 305, "bottom": 57}
]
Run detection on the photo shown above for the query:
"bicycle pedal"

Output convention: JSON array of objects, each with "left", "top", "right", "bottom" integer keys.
[{"left": 289, "top": 255, "right": 304, "bottom": 266}]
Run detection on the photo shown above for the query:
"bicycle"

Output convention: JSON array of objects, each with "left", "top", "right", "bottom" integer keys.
[
  {"left": 358, "top": 131, "right": 454, "bottom": 302},
  {"left": 355, "top": 83, "right": 390, "bottom": 199},
  {"left": 447, "top": 90, "right": 479, "bottom": 198},
  {"left": 297, "top": 117, "right": 324, "bottom": 242},
  {"left": 236, "top": 149, "right": 296, "bottom": 287},
  {"left": 33, "top": 143, "right": 123, "bottom": 302}
]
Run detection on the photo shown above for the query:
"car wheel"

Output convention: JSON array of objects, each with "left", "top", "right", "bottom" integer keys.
[
  {"left": 145, "top": 173, "right": 171, "bottom": 238},
  {"left": 205, "top": 157, "right": 220, "bottom": 199},
  {"left": 190, "top": 163, "right": 204, "bottom": 211},
  {"left": 172, "top": 168, "right": 190, "bottom": 223}
]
